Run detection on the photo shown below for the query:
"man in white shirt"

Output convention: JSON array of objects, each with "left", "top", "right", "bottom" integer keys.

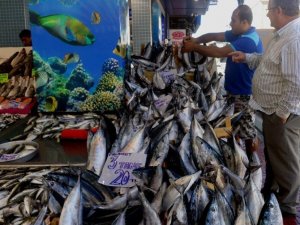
[{"left": 229, "top": 0, "right": 300, "bottom": 224}]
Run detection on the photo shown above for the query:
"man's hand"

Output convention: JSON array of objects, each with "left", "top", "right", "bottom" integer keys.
[
  {"left": 228, "top": 51, "right": 246, "bottom": 63},
  {"left": 183, "top": 36, "right": 197, "bottom": 43},
  {"left": 182, "top": 40, "right": 196, "bottom": 53}
]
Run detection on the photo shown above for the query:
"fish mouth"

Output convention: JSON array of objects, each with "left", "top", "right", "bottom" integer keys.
[{"left": 88, "top": 34, "right": 95, "bottom": 44}]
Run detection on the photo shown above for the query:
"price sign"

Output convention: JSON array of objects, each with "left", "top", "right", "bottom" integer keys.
[
  {"left": 0, "top": 73, "right": 8, "bottom": 84},
  {"left": 154, "top": 94, "right": 173, "bottom": 115},
  {"left": 159, "top": 69, "right": 176, "bottom": 85},
  {"left": 98, "top": 152, "right": 147, "bottom": 187},
  {"left": 0, "top": 154, "right": 18, "bottom": 162}
]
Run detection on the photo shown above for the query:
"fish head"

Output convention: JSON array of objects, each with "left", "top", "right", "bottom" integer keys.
[{"left": 85, "top": 33, "right": 95, "bottom": 45}]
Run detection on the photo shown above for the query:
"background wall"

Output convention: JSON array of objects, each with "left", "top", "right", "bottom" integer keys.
[
  {"left": 131, "top": 0, "right": 152, "bottom": 55},
  {"left": 0, "top": 0, "right": 30, "bottom": 47}
]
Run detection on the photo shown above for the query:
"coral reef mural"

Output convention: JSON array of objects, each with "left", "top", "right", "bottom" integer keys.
[{"left": 30, "top": 0, "right": 130, "bottom": 112}]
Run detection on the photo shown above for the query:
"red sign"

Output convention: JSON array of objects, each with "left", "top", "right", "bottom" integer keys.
[{"left": 172, "top": 31, "right": 185, "bottom": 39}]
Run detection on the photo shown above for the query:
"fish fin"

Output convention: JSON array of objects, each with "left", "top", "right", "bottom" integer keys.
[
  {"left": 65, "top": 27, "right": 76, "bottom": 42},
  {"left": 29, "top": 10, "right": 41, "bottom": 26},
  {"left": 113, "top": 40, "right": 126, "bottom": 58}
]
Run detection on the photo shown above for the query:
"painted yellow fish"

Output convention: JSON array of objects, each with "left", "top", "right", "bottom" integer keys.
[
  {"left": 63, "top": 53, "right": 80, "bottom": 64},
  {"left": 91, "top": 11, "right": 101, "bottom": 24},
  {"left": 30, "top": 11, "right": 95, "bottom": 46},
  {"left": 113, "top": 38, "right": 127, "bottom": 58},
  {"left": 43, "top": 96, "right": 58, "bottom": 112}
]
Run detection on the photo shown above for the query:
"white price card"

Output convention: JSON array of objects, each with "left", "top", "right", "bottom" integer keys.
[
  {"left": 154, "top": 94, "right": 173, "bottom": 115},
  {"left": 159, "top": 69, "right": 177, "bottom": 84},
  {"left": 98, "top": 152, "right": 147, "bottom": 187},
  {"left": 0, "top": 154, "right": 18, "bottom": 162}
]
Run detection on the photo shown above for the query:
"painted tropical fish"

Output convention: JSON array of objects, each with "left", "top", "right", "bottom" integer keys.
[
  {"left": 63, "top": 53, "right": 80, "bottom": 64},
  {"left": 91, "top": 11, "right": 101, "bottom": 24},
  {"left": 113, "top": 38, "right": 127, "bottom": 58},
  {"left": 42, "top": 96, "right": 58, "bottom": 112},
  {"left": 30, "top": 11, "right": 95, "bottom": 46}
]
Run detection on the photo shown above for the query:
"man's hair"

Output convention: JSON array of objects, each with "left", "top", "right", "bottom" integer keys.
[
  {"left": 272, "top": 0, "right": 299, "bottom": 16},
  {"left": 19, "top": 29, "right": 31, "bottom": 39},
  {"left": 237, "top": 5, "right": 253, "bottom": 25}
]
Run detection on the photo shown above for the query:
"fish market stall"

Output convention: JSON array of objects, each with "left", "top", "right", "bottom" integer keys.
[
  {"left": 0, "top": 0, "right": 283, "bottom": 224},
  {"left": 0, "top": 47, "right": 282, "bottom": 224}
]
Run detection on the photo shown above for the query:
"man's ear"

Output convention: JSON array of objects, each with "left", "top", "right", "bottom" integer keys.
[
  {"left": 241, "top": 20, "right": 249, "bottom": 26},
  {"left": 277, "top": 6, "right": 283, "bottom": 15}
]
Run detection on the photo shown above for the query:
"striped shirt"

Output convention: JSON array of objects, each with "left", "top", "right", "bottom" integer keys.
[{"left": 246, "top": 17, "right": 300, "bottom": 119}]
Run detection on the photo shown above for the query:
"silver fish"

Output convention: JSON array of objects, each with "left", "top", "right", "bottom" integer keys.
[
  {"left": 59, "top": 176, "right": 83, "bottom": 225},
  {"left": 151, "top": 182, "right": 167, "bottom": 214},
  {"left": 112, "top": 207, "right": 127, "bottom": 225},
  {"left": 204, "top": 197, "right": 226, "bottom": 225},
  {"left": 95, "top": 186, "right": 138, "bottom": 210},
  {"left": 178, "top": 132, "right": 197, "bottom": 174},
  {"left": 121, "top": 126, "right": 145, "bottom": 153},
  {"left": 244, "top": 176, "right": 265, "bottom": 225},
  {"left": 258, "top": 193, "right": 283, "bottom": 225},
  {"left": 139, "top": 191, "right": 162, "bottom": 225},
  {"left": 86, "top": 127, "right": 107, "bottom": 176}
]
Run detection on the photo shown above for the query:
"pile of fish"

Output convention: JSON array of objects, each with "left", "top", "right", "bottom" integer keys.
[
  {"left": 0, "top": 166, "right": 118, "bottom": 225},
  {"left": 80, "top": 44, "right": 284, "bottom": 224},
  {"left": 0, "top": 114, "right": 26, "bottom": 132},
  {"left": 0, "top": 43, "right": 284, "bottom": 224},
  {"left": 0, "top": 140, "right": 38, "bottom": 163},
  {"left": 0, "top": 48, "right": 35, "bottom": 110},
  {"left": 10, "top": 113, "right": 103, "bottom": 142}
]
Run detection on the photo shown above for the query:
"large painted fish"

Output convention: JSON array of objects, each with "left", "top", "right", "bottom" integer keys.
[{"left": 30, "top": 10, "right": 95, "bottom": 46}]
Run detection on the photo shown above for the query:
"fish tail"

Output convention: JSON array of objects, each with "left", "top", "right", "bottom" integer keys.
[{"left": 29, "top": 10, "right": 41, "bottom": 26}]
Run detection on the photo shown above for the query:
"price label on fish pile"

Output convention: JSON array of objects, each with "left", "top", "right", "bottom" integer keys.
[
  {"left": 159, "top": 69, "right": 177, "bottom": 85},
  {"left": 154, "top": 95, "right": 173, "bottom": 115},
  {"left": 0, "top": 73, "right": 8, "bottom": 83},
  {"left": 98, "top": 152, "right": 147, "bottom": 187},
  {"left": 0, "top": 154, "right": 18, "bottom": 162}
]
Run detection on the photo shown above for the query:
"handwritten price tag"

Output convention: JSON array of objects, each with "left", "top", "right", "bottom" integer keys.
[
  {"left": 98, "top": 152, "right": 147, "bottom": 187},
  {"left": 154, "top": 94, "right": 173, "bottom": 115},
  {"left": 0, "top": 154, "right": 18, "bottom": 162},
  {"left": 159, "top": 69, "right": 177, "bottom": 85}
]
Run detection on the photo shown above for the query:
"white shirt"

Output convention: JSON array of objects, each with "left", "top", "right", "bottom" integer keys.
[{"left": 246, "top": 17, "right": 300, "bottom": 119}]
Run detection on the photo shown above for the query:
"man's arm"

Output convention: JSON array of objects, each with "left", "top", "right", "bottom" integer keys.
[
  {"left": 245, "top": 53, "right": 263, "bottom": 70},
  {"left": 194, "top": 32, "right": 226, "bottom": 44},
  {"left": 182, "top": 42, "right": 233, "bottom": 58},
  {"left": 229, "top": 51, "right": 262, "bottom": 68},
  {"left": 276, "top": 41, "right": 300, "bottom": 123},
  {"left": 184, "top": 32, "right": 226, "bottom": 44}
]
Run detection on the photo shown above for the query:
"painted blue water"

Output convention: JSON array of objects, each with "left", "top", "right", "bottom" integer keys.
[{"left": 29, "top": 0, "right": 124, "bottom": 90}]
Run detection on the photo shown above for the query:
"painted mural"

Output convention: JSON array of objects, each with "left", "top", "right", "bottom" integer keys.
[{"left": 29, "top": 0, "right": 130, "bottom": 112}]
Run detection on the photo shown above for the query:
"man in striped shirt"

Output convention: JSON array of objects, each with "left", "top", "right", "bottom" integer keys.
[{"left": 230, "top": 0, "right": 300, "bottom": 224}]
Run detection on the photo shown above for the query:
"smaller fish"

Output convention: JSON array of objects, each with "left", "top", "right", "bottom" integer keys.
[
  {"left": 113, "top": 38, "right": 126, "bottom": 58},
  {"left": 63, "top": 53, "right": 80, "bottom": 64},
  {"left": 258, "top": 193, "right": 283, "bottom": 225},
  {"left": 91, "top": 11, "right": 101, "bottom": 24},
  {"left": 59, "top": 176, "right": 83, "bottom": 225},
  {"left": 42, "top": 96, "right": 58, "bottom": 112}
]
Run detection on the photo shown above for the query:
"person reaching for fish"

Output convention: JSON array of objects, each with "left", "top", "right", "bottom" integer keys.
[{"left": 182, "top": 4, "right": 263, "bottom": 159}]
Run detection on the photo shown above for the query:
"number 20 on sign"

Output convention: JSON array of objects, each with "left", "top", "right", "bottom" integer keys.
[{"left": 98, "top": 152, "right": 147, "bottom": 187}]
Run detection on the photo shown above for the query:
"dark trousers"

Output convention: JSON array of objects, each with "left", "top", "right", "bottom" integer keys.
[{"left": 262, "top": 112, "right": 300, "bottom": 214}]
